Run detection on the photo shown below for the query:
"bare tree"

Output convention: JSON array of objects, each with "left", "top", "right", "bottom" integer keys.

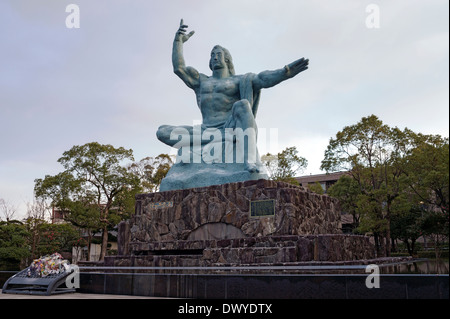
[
  {"left": 0, "top": 198, "right": 17, "bottom": 221},
  {"left": 26, "top": 199, "right": 51, "bottom": 221}
]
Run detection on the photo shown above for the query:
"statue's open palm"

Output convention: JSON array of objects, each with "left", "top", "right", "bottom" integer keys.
[
  {"left": 176, "top": 19, "right": 195, "bottom": 43},
  {"left": 285, "top": 58, "right": 309, "bottom": 78}
]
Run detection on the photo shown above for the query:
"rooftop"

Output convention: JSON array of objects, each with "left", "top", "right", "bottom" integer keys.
[{"left": 295, "top": 171, "right": 349, "bottom": 184}]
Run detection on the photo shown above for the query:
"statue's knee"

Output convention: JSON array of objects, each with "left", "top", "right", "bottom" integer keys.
[
  {"left": 156, "top": 125, "right": 169, "bottom": 141},
  {"left": 235, "top": 99, "right": 251, "bottom": 109}
]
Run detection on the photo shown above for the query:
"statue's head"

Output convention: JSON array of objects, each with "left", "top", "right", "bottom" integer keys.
[{"left": 209, "top": 45, "right": 235, "bottom": 76}]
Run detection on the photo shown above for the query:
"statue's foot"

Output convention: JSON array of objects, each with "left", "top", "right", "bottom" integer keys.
[{"left": 245, "top": 162, "right": 260, "bottom": 173}]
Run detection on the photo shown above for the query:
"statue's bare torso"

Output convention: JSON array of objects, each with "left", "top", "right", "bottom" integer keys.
[{"left": 197, "top": 75, "right": 242, "bottom": 127}]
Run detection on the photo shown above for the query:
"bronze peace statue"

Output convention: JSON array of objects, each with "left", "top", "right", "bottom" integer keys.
[{"left": 157, "top": 19, "right": 309, "bottom": 191}]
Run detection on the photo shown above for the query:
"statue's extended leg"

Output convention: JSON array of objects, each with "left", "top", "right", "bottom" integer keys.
[{"left": 231, "top": 100, "right": 260, "bottom": 173}]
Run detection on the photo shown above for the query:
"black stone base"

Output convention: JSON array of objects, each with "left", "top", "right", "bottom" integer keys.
[{"left": 77, "top": 270, "right": 449, "bottom": 299}]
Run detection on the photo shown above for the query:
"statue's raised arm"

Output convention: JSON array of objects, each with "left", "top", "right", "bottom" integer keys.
[
  {"left": 172, "top": 19, "right": 200, "bottom": 90},
  {"left": 252, "top": 57, "right": 309, "bottom": 91}
]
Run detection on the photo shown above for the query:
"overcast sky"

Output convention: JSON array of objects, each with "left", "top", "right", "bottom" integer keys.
[{"left": 1, "top": 0, "right": 448, "bottom": 219}]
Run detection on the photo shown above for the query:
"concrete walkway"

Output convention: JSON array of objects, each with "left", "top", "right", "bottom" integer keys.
[{"left": 0, "top": 289, "right": 165, "bottom": 299}]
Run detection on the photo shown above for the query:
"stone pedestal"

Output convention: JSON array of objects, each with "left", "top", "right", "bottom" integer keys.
[
  {"left": 131, "top": 179, "right": 340, "bottom": 243},
  {"left": 115, "top": 179, "right": 376, "bottom": 266}
]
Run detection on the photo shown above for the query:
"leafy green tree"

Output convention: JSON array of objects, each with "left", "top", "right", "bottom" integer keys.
[
  {"left": 63, "top": 200, "right": 101, "bottom": 261},
  {"left": 321, "top": 115, "right": 419, "bottom": 256},
  {"left": 35, "top": 142, "right": 140, "bottom": 261},
  {"left": 400, "top": 134, "right": 449, "bottom": 258},
  {"left": 390, "top": 205, "right": 424, "bottom": 256},
  {"left": 421, "top": 208, "right": 449, "bottom": 261},
  {"left": 322, "top": 115, "right": 449, "bottom": 257},
  {"left": 327, "top": 175, "right": 362, "bottom": 230},
  {"left": 24, "top": 216, "right": 46, "bottom": 260},
  {"left": 33, "top": 172, "right": 81, "bottom": 212},
  {"left": 403, "top": 134, "right": 449, "bottom": 214},
  {"left": 307, "top": 182, "right": 324, "bottom": 195},
  {"left": 35, "top": 222, "right": 79, "bottom": 257},
  {"left": 0, "top": 220, "right": 30, "bottom": 270},
  {"left": 261, "top": 146, "right": 307, "bottom": 185},
  {"left": 127, "top": 154, "right": 173, "bottom": 192}
]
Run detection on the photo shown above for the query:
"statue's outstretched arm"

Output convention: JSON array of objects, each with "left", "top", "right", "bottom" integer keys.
[
  {"left": 172, "top": 19, "right": 200, "bottom": 89},
  {"left": 253, "top": 57, "right": 309, "bottom": 90}
]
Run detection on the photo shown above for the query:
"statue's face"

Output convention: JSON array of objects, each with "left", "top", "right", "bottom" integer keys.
[{"left": 210, "top": 48, "right": 226, "bottom": 70}]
